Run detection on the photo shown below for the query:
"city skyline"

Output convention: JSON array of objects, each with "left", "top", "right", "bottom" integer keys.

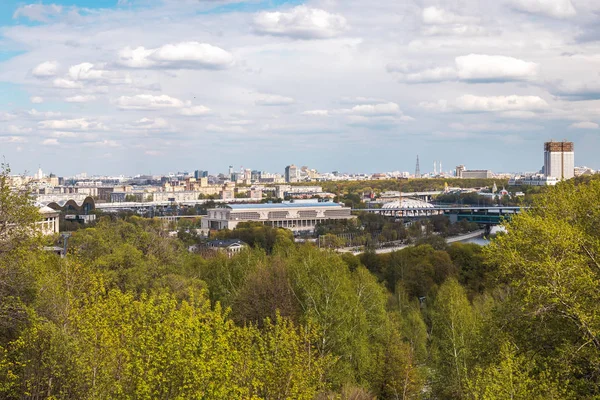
[
  {"left": 2, "top": 0, "right": 600, "bottom": 175},
  {"left": 3, "top": 141, "right": 588, "bottom": 178}
]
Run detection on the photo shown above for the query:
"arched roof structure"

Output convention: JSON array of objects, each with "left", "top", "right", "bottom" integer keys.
[
  {"left": 382, "top": 198, "right": 434, "bottom": 209},
  {"left": 36, "top": 196, "right": 95, "bottom": 214}
]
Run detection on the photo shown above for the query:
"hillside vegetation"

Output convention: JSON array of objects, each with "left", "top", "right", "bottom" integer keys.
[{"left": 2, "top": 169, "right": 600, "bottom": 399}]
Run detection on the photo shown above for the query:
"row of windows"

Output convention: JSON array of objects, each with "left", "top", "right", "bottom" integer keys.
[
  {"left": 324, "top": 210, "right": 352, "bottom": 217},
  {"left": 230, "top": 212, "right": 261, "bottom": 220}
]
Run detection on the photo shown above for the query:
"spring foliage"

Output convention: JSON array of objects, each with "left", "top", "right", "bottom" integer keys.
[{"left": 2, "top": 168, "right": 600, "bottom": 398}]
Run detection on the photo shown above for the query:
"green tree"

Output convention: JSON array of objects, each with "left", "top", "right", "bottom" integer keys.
[
  {"left": 430, "top": 278, "right": 476, "bottom": 399},
  {"left": 467, "top": 341, "right": 566, "bottom": 399},
  {"left": 0, "top": 164, "right": 42, "bottom": 252},
  {"left": 485, "top": 176, "right": 600, "bottom": 396}
]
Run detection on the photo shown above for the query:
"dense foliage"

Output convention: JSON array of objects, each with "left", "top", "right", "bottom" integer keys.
[{"left": 2, "top": 167, "right": 600, "bottom": 399}]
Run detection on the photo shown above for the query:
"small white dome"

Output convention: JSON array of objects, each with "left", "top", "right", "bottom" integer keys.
[{"left": 38, "top": 206, "right": 57, "bottom": 214}]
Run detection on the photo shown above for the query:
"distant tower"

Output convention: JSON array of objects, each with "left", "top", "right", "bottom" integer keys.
[
  {"left": 434, "top": 161, "right": 437, "bottom": 176},
  {"left": 544, "top": 141, "right": 574, "bottom": 180},
  {"left": 415, "top": 156, "right": 421, "bottom": 178},
  {"left": 439, "top": 161, "right": 443, "bottom": 175}
]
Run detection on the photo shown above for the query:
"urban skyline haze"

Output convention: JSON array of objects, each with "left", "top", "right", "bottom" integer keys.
[{"left": 1, "top": 0, "right": 600, "bottom": 175}]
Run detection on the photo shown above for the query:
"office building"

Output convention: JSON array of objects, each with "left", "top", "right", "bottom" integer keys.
[
  {"left": 201, "top": 200, "right": 354, "bottom": 232},
  {"left": 194, "top": 170, "right": 208, "bottom": 179},
  {"left": 285, "top": 165, "right": 298, "bottom": 183},
  {"left": 544, "top": 141, "right": 574, "bottom": 180},
  {"left": 455, "top": 166, "right": 493, "bottom": 179}
]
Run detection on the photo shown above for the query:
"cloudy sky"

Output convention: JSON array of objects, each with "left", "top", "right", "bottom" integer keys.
[{"left": 1, "top": 0, "right": 600, "bottom": 176}]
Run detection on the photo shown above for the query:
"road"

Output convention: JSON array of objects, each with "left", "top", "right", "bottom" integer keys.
[{"left": 337, "top": 229, "right": 487, "bottom": 255}]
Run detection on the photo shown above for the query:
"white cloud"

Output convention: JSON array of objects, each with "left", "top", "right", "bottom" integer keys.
[
  {"left": 32, "top": 61, "right": 59, "bottom": 77},
  {"left": 0, "top": 112, "right": 16, "bottom": 122},
  {"left": 206, "top": 124, "right": 247, "bottom": 133},
  {"left": 41, "top": 138, "right": 59, "bottom": 146},
  {"left": 145, "top": 150, "right": 161, "bottom": 156},
  {"left": 27, "top": 109, "right": 61, "bottom": 119},
  {"left": 6, "top": 125, "right": 32, "bottom": 134},
  {"left": 388, "top": 63, "right": 457, "bottom": 83},
  {"left": 13, "top": 4, "right": 62, "bottom": 22},
  {"left": 422, "top": 7, "right": 478, "bottom": 25},
  {"left": 253, "top": 6, "right": 348, "bottom": 39},
  {"left": 389, "top": 55, "right": 538, "bottom": 84},
  {"left": 0, "top": 136, "right": 27, "bottom": 143},
  {"left": 422, "top": 25, "right": 485, "bottom": 36},
  {"left": 339, "top": 96, "right": 384, "bottom": 105},
  {"left": 84, "top": 140, "right": 120, "bottom": 148},
  {"left": 302, "top": 110, "right": 329, "bottom": 116},
  {"left": 115, "top": 94, "right": 190, "bottom": 110},
  {"left": 350, "top": 102, "right": 401, "bottom": 115},
  {"left": 570, "top": 121, "right": 598, "bottom": 129},
  {"left": 225, "top": 119, "right": 254, "bottom": 126},
  {"left": 510, "top": 0, "right": 576, "bottom": 19},
  {"left": 30, "top": 96, "right": 44, "bottom": 104},
  {"left": 255, "top": 94, "right": 295, "bottom": 106},
  {"left": 66, "top": 95, "right": 97, "bottom": 103},
  {"left": 455, "top": 54, "right": 539, "bottom": 82},
  {"left": 38, "top": 118, "right": 105, "bottom": 131},
  {"left": 179, "top": 105, "right": 212, "bottom": 116},
  {"left": 53, "top": 78, "right": 83, "bottom": 89},
  {"left": 132, "top": 117, "right": 170, "bottom": 130},
  {"left": 347, "top": 115, "right": 412, "bottom": 127},
  {"left": 51, "top": 131, "right": 78, "bottom": 138},
  {"left": 551, "top": 80, "right": 600, "bottom": 101},
  {"left": 419, "top": 99, "right": 449, "bottom": 111},
  {"left": 119, "top": 42, "right": 234, "bottom": 69},
  {"left": 67, "top": 63, "right": 127, "bottom": 83},
  {"left": 455, "top": 94, "right": 549, "bottom": 112},
  {"left": 421, "top": 7, "right": 483, "bottom": 36}
]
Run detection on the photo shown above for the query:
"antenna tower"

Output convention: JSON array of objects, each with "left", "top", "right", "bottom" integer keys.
[{"left": 415, "top": 155, "right": 421, "bottom": 178}]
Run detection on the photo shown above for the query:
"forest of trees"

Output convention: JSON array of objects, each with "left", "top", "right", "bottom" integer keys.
[{"left": 2, "top": 168, "right": 600, "bottom": 399}]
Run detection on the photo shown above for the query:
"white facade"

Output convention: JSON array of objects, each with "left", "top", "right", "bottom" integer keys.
[
  {"left": 544, "top": 151, "right": 574, "bottom": 180},
  {"left": 201, "top": 201, "right": 354, "bottom": 232},
  {"left": 544, "top": 141, "right": 574, "bottom": 180},
  {"left": 509, "top": 174, "right": 558, "bottom": 186},
  {"left": 38, "top": 206, "right": 60, "bottom": 235}
]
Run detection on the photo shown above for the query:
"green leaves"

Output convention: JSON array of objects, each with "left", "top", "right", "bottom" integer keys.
[{"left": 484, "top": 176, "right": 600, "bottom": 397}]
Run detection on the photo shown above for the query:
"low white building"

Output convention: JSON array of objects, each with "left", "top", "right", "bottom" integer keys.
[
  {"left": 38, "top": 206, "right": 60, "bottom": 235},
  {"left": 509, "top": 174, "right": 558, "bottom": 186},
  {"left": 201, "top": 200, "right": 354, "bottom": 232}
]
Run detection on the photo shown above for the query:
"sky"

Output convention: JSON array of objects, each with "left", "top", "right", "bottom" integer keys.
[{"left": 1, "top": 0, "right": 600, "bottom": 176}]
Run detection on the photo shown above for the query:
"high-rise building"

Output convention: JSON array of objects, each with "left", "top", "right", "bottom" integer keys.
[
  {"left": 285, "top": 165, "right": 298, "bottom": 183},
  {"left": 544, "top": 141, "right": 574, "bottom": 180},
  {"left": 455, "top": 165, "right": 465, "bottom": 178},
  {"left": 251, "top": 170, "right": 262, "bottom": 181},
  {"left": 194, "top": 170, "right": 208, "bottom": 179}
]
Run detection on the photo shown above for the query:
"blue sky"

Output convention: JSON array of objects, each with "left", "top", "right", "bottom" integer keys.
[{"left": 1, "top": 0, "right": 600, "bottom": 176}]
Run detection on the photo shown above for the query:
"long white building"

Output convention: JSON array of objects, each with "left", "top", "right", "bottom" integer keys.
[{"left": 201, "top": 200, "right": 354, "bottom": 232}]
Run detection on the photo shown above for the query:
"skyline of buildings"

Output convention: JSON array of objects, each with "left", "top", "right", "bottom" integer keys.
[{"left": 10, "top": 138, "right": 590, "bottom": 181}]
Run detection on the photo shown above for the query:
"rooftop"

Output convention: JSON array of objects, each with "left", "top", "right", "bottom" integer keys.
[
  {"left": 207, "top": 239, "right": 247, "bottom": 248},
  {"left": 225, "top": 201, "right": 343, "bottom": 210}
]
